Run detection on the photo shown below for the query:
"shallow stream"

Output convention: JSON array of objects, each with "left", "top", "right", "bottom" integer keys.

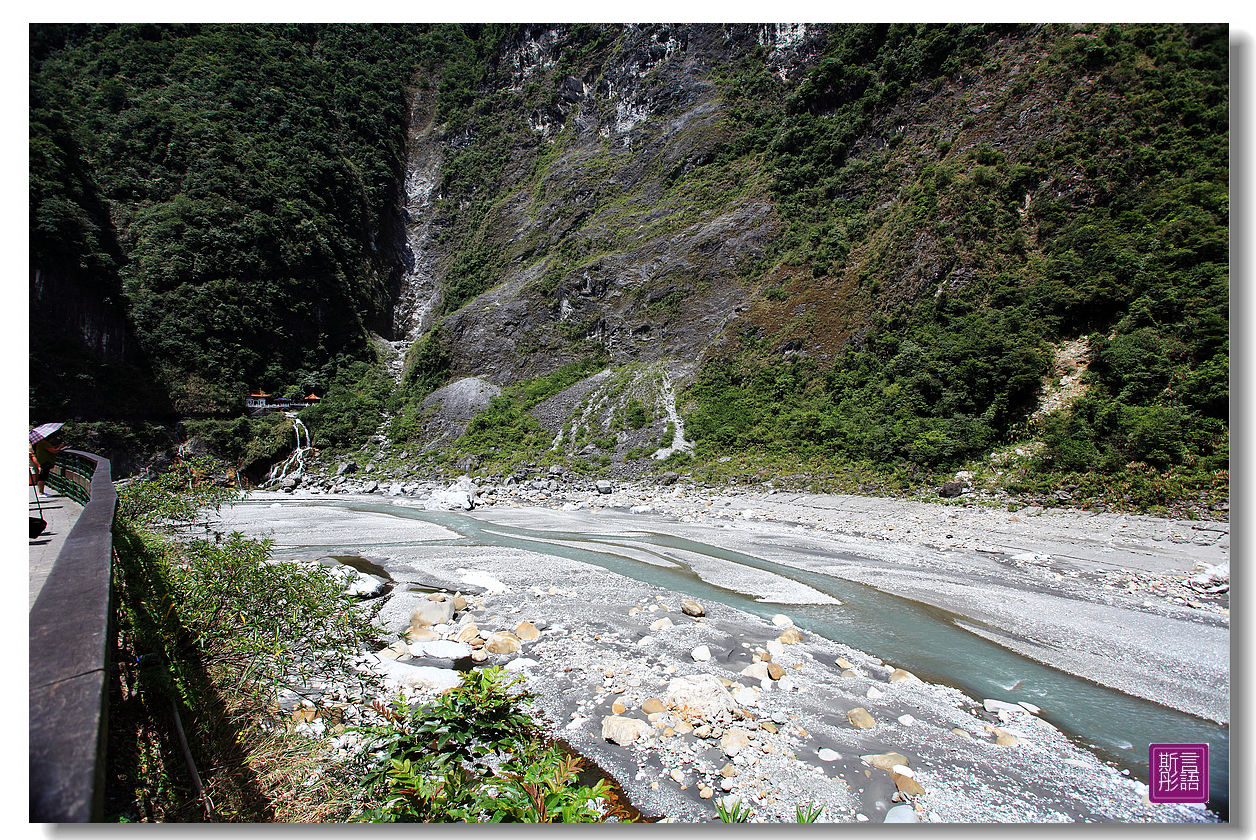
[{"left": 260, "top": 499, "right": 1229, "bottom": 817}]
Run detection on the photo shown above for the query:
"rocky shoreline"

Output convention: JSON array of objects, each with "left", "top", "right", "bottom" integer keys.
[{"left": 216, "top": 479, "right": 1228, "bottom": 824}]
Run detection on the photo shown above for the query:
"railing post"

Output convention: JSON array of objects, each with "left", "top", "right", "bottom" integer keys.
[{"left": 29, "top": 451, "right": 117, "bottom": 822}]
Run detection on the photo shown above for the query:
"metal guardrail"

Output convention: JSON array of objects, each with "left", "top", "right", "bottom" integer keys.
[
  {"left": 45, "top": 450, "right": 95, "bottom": 506},
  {"left": 29, "top": 450, "right": 117, "bottom": 823}
]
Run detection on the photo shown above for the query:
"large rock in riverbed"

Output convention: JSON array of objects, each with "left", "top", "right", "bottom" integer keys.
[
  {"left": 681, "top": 599, "right": 705, "bottom": 617},
  {"left": 410, "top": 640, "right": 472, "bottom": 660},
  {"left": 892, "top": 767, "right": 927, "bottom": 796},
  {"left": 861, "top": 752, "right": 910, "bottom": 771},
  {"left": 719, "top": 728, "right": 752, "bottom": 757},
  {"left": 602, "top": 715, "right": 651, "bottom": 745},
  {"left": 777, "top": 627, "right": 804, "bottom": 645},
  {"left": 846, "top": 707, "right": 876, "bottom": 729},
  {"left": 369, "top": 656, "right": 462, "bottom": 693},
  {"left": 425, "top": 475, "right": 477, "bottom": 511},
  {"left": 330, "top": 565, "right": 389, "bottom": 599},
  {"left": 410, "top": 599, "right": 455, "bottom": 628},
  {"left": 884, "top": 804, "right": 920, "bottom": 823},
  {"left": 664, "top": 674, "right": 740, "bottom": 722},
  {"left": 486, "top": 632, "right": 522, "bottom": 654}
]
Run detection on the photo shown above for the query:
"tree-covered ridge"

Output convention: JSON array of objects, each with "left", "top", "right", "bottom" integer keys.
[
  {"left": 685, "top": 24, "right": 1228, "bottom": 485},
  {"left": 31, "top": 23, "right": 429, "bottom": 413},
  {"left": 30, "top": 24, "right": 1227, "bottom": 508}
]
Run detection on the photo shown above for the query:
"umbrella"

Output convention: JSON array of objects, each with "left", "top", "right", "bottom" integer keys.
[{"left": 29, "top": 422, "right": 64, "bottom": 445}]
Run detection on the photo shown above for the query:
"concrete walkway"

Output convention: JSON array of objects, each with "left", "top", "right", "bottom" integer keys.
[{"left": 29, "top": 489, "right": 82, "bottom": 609}]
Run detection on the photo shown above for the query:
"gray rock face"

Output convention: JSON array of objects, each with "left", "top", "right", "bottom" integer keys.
[
  {"left": 405, "top": 27, "right": 804, "bottom": 391},
  {"left": 418, "top": 377, "right": 503, "bottom": 445}
]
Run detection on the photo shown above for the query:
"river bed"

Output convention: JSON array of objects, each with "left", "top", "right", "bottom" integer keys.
[{"left": 215, "top": 490, "right": 1228, "bottom": 823}]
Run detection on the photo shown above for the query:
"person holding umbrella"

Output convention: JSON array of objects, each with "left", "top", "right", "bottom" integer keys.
[{"left": 29, "top": 423, "right": 65, "bottom": 497}]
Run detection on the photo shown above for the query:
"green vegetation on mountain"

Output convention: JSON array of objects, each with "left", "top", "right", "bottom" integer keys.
[
  {"left": 31, "top": 24, "right": 427, "bottom": 412},
  {"left": 685, "top": 23, "right": 1227, "bottom": 494},
  {"left": 30, "top": 24, "right": 1228, "bottom": 511}
]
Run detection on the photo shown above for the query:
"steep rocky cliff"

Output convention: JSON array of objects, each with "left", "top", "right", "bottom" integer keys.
[
  {"left": 394, "top": 25, "right": 796, "bottom": 384},
  {"left": 385, "top": 23, "right": 1226, "bottom": 498},
  {"left": 30, "top": 24, "right": 1228, "bottom": 503}
]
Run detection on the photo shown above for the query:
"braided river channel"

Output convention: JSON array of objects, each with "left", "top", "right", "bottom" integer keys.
[{"left": 245, "top": 498, "right": 1229, "bottom": 818}]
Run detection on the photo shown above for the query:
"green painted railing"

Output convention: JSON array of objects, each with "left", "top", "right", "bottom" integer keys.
[{"left": 45, "top": 450, "right": 95, "bottom": 506}]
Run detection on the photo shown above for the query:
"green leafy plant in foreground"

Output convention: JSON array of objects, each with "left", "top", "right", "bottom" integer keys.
[
  {"left": 353, "top": 668, "right": 612, "bottom": 822},
  {"left": 115, "top": 455, "right": 241, "bottom": 528},
  {"left": 715, "top": 797, "right": 754, "bottom": 822},
  {"left": 795, "top": 802, "right": 825, "bottom": 823},
  {"left": 713, "top": 799, "right": 825, "bottom": 823}
]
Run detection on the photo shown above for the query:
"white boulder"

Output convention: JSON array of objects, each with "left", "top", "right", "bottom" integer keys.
[
  {"left": 664, "top": 674, "right": 740, "bottom": 721},
  {"left": 409, "top": 640, "right": 472, "bottom": 660},
  {"left": 602, "top": 715, "right": 651, "bottom": 745}
]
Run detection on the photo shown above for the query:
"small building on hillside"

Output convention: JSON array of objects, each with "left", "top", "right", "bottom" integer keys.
[{"left": 245, "top": 389, "right": 319, "bottom": 414}]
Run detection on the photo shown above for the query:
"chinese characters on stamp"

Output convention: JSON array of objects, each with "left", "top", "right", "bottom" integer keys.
[{"left": 1148, "top": 743, "right": 1209, "bottom": 804}]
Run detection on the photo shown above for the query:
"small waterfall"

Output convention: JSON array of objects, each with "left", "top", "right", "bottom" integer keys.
[
  {"left": 652, "top": 368, "right": 694, "bottom": 460},
  {"left": 266, "top": 414, "right": 311, "bottom": 486}
]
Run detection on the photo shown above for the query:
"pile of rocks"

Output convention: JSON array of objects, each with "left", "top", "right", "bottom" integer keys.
[
  {"left": 249, "top": 530, "right": 1213, "bottom": 825},
  {"left": 366, "top": 587, "right": 557, "bottom": 694}
]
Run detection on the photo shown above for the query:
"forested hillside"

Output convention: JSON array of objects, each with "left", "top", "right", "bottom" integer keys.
[
  {"left": 29, "top": 23, "right": 1228, "bottom": 511},
  {"left": 31, "top": 24, "right": 427, "bottom": 416}
]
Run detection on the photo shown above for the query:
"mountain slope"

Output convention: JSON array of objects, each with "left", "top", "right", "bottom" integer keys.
[
  {"left": 389, "top": 23, "right": 1226, "bottom": 491},
  {"left": 29, "top": 23, "right": 1228, "bottom": 508}
]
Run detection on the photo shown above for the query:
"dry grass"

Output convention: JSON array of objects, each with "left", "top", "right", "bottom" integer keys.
[{"left": 203, "top": 675, "right": 368, "bottom": 822}]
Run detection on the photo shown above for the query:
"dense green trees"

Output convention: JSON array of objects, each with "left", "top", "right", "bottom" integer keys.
[
  {"left": 689, "top": 23, "right": 1227, "bottom": 486},
  {"left": 31, "top": 24, "right": 425, "bottom": 413}
]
